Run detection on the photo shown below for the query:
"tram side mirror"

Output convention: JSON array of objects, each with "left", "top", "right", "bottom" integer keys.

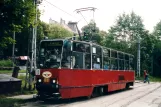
[{"left": 40, "top": 64, "right": 43, "bottom": 67}]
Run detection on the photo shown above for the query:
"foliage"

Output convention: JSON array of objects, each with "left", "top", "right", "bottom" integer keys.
[
  {"left": 0, "top": 60, "right": 12, "bottom": 67},
  {"left": 102, "top": 11, "right": 157, "bottom": 76},
  {"left": 108, "top": 12, "right": 144, "bottom": 42},
  {"left": 81, "top": 20, "right": 102, "bottom": 44},
  {"left": 47, "top": 23, "right": 73, "bottom": 39},
  {"left": 0, "top": 70, "right": 26, "bottom": 74},
  {"left": 150, "top": 20, "right": 161, "bottom": 77},
  {"left": 37, "top": 21, "right": 50, "bottom": 43},
  {"left": 0, "top": 98, "right": 25, "bottom": 107},
  {"left": 135, "top": 75, "right": 161, "bottom": 82},
  {"left": 153, "top": 20, "right": 161, "bottom": 40},
  {"left": 0, "top": 0, "right": 36, "bottom": 49}
]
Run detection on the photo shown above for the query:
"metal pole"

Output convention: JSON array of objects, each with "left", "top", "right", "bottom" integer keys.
[
  {"left": 137, "top": 36, "right": 140, "bottom": 77},
  {"left": 34, "top": 0, "right": 37, "bottom": 70},
  {"left": 12, "top": 31, "right": 15, "bottom": 69},
  {"left": 28, "top": 0, "right": 37, "bottom": 90},
  {"left": 29, "top": 28, "right": 34, "bottom": 90}
]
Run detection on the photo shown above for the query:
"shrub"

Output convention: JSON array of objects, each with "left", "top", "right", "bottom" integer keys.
[{"left": 0, "top": 60, "right": 13, "bottom": 67}]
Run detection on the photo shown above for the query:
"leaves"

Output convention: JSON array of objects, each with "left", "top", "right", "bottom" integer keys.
[
  {"left": 81, "top": 20, "right": 102, "bottom": 44},
  {"left": 108, "top": 12, "right": 145, "bottom": 42},
  {"left": 0, "top": 0, "right": 36, "bottom": 49},
  {"left": 47, "top": 23, "right": 73, "bottom": 39}
]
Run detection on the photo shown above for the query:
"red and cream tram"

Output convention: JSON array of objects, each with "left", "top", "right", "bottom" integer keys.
[{"left": 35, "top": 39, "right": 135, "bottom": 99}]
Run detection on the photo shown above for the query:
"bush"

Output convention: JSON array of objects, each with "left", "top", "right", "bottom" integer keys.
[{"left": 0, "top": 60, "right": 13, "bottom": 67}]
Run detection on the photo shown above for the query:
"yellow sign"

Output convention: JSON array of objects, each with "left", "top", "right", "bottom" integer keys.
[{"left": 44, "top": 78, "right": 50, "bottom": 83}]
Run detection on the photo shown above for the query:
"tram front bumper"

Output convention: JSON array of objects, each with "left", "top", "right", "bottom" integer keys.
[{"left": 36, "top": 83, "right": 61, "bottom": 99}]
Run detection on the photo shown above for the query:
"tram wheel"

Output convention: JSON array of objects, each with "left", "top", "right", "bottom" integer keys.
[
  {"left": 99, "top": 87, "right": 104, "bottom": 96},
  {"left": 126, "top": 83, "right": 130, "bottom": 89}
]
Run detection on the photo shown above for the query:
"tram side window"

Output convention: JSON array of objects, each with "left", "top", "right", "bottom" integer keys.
[
  {"left": 103, "top": 48, "right": 110, "bottom": 70},
  {"left": 92, "top": 46, "right": 102, "bottom": 69},
  {"left": 72, "top": 52, "right": 83, "bottom": 69},
  {"left": 118, "top": 53, "right": 124, "bottom": 70},
  {"left": 85, "top": 54, "right": 91, "bottom": 69},
  {"left": 62, "top": 40, "right": 71, "bottom": 68},
  {"left": 119, "top": 60, "right": 124, "bottom": 70},
  {"left": 129, "top": 56, "right": 134, "bottom": 70},
  {"left": 125, "top": 60, "right": 129, "bottom": 70},
  {"left": 110, "top": 51, "right": 118, "bottom": 70},
  {"left": 110, "top": 58, "right": 118, "bottom": 70},
  {"left": 125, "top": 54, "right": 129, "bottom": 70},
  {"left": 72, "top": 42, "right": 91, "bottom": 69}
]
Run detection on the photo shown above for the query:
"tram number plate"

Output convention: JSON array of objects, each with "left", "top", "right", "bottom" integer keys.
[{"left": 44, "top": 78, "right": 50, "bottom": 83}]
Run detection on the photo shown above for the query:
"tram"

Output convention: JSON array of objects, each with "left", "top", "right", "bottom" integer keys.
[{"left": 35, "top": 39, "right": 135, "bottom": 99}]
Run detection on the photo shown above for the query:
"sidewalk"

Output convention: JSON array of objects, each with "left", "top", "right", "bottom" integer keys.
[
  {"left": 7, "top": 94, "right": 35, "bottom": 100},
  {"left": 135, "top": 80, "right": 143, "bottom": 83},
  {"left": 6, "top": 81, "right": 141, "bottom": 100}
]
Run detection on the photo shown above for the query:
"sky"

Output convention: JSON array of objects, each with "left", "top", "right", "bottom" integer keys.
[{"left": 39, "top": 0, "right": 161, "bottom": 32}]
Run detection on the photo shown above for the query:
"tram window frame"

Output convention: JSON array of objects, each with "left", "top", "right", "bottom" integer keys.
[
  {"left": 118, "top": 52, "right": 124, "bottom": 70},
  {"left": 118, "top": 52, "right": 124, "bottom": 59},
  {"left": 110, "top": 58, "right": 118, "bottom": 70},
  {"left": 125, "top": 60, "right": 129, "bottom": 70},
  {"left": 103, "top": 48, "right": 110, "bottom": 70},
  {"left": 61, "top": 40, "right": 72, "bottom": 69},
  {"left": 110, "top": 50, "right": 118, "bottom": 70},
  {"left": 111, "top": 50, "right": 117, "bottom": 58},
  {"left": 92, "top": 45, "right": 102, "bottom": 70},
  {"left": 73, "top": 42, "right": 90, "bottom": 53},
  {"left": 125, "top": 54, "right": 129, "bottom": 60},
  {"left": 72, "top": 41, "right": 91, "bottom": 69},
  {"left": 118, "top": 59, "right": 124, "bottom": 70},
  {"left": 129, "top": 56, "right": 134, "bottom": 70}
]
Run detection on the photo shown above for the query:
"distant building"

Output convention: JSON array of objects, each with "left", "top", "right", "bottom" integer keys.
[
  {"left": 49, "top": 18, "right": 78, "bottom": 35},
  {"left": 68, "top": 21, "right": 78, "bottom": 34},
  {"left": 49, "top": 18, "right": 58, "bottom": 24}
]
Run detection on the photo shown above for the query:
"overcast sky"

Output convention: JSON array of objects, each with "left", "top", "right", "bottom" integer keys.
[{"left": 39, "top": 0, "right": 161, "bottom": 32}]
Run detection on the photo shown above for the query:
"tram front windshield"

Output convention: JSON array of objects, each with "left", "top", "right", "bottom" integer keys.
[{"left": 39, "top": 41, "right": 63, "bottom": 68}]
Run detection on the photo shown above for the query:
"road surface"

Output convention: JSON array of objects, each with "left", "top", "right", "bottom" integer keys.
[{"left": 23, "top": 82, "right": 161, "bottom": 107}]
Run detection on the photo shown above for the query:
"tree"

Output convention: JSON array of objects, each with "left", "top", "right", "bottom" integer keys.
[
  {"left": 0, "top": 0, "right": 36, "bottom": 55},
  {"left": 151, "top": 20, "right": 161, "bottom": 77},
  {"left": 47, "top": 23, "right": 73, "bottom": 39},
  {"left": 153, "top": 20, "right": 161, "bottom": 39},
  {"left": 107, "top": 12, "right": 144, "bottom": 43},
  {"left": 103, "top": 12, "right": 155, "bottom": 76},
  {"left": 81, "top": 20, "right": 102, "bottom": 44}
]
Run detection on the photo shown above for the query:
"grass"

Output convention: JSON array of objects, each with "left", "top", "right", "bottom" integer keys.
[
  {"left": 136, "top": 76, "right": 161, "bottom": 82},
  {"left": 0, "top": 98, "right": 25, "bottom": 107},
  {"left": 18, "top": 75, "right": 37, "bottom": 94},
  {"left": 0, "top": 70, "right": 26, "bottom": 74},
  {"left": 0, "top": 98, "right": 36, "bottom": 107}
]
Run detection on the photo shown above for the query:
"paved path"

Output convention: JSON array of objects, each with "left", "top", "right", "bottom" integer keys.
[{"left": 15, "top": 82, "right": 161, "bottom": 107}]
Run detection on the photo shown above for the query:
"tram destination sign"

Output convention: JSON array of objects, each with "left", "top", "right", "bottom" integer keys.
[{"left": 41, "top": 41, "right": 63, "bottom": 47}]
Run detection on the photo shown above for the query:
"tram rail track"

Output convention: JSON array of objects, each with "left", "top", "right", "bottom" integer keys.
[
  {"left": 103, "top": 83, "right": 161, "bottom": 107},
  {"left": 24, "top": 82, "right": 161, "bottom": 107},
  {"left": 121, "top": 83, "right": 161, "bottom": 107}
]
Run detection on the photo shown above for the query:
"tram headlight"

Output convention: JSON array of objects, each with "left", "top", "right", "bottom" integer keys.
[
  {"left": 35, "top": 69, "right": 40, "bottom": 75},
  {"left": 38, "top": 79, "right": 42, "bottom": 83},
  {"left": 52, "top": 80, "right": 56, "bottom": 83}
]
